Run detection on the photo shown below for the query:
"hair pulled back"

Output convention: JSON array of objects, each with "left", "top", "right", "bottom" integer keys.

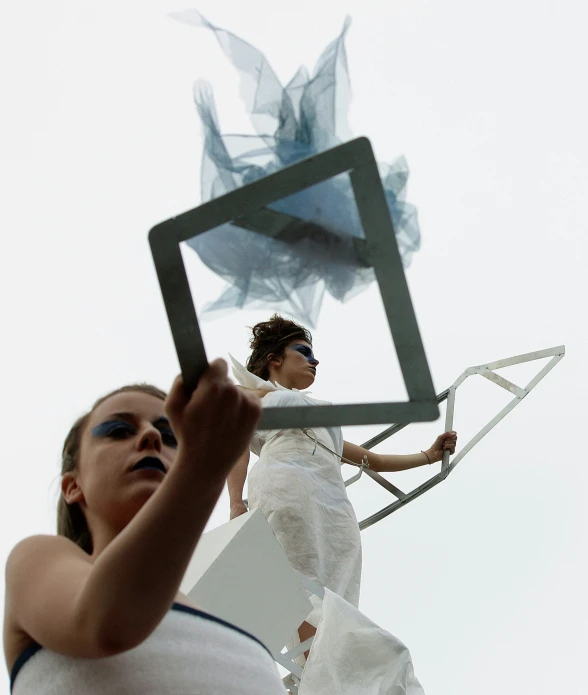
[
  {"left": 246, "top": 314, "right": 312, "bottom": 382},
  {"left": 58, "top": 383, "right": 167, "bottom": 554}
]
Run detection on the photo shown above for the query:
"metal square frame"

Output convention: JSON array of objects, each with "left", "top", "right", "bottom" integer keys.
[{"left": 149, "top": 137, "right": 438, "bottom": 430}]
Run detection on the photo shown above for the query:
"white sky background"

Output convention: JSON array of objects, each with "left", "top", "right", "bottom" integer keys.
[{"left": 0, "top": 1, "right": 585, "bottom": 693}]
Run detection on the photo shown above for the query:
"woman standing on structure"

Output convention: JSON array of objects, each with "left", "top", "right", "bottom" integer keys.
[{"left": 228, "top": 314, "right": 457, "bottom": 646}]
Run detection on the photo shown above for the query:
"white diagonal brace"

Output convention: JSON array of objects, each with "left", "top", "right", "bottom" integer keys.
[
  {"left": 364, "top": 470, "right": 408, "bottom": 500},
  {"left": 447, "top": 395, "right": 521, "bottom": 471},
  {"left": 274, "top": 653, "right": 304, "bottom": 679},
  {"left": 282, "top": 638, "right": 315, "bottom": 661},
  {"left": 344, "top": 467, "right": 364, "bottom": 487},
  {"left": 478, "top": 367, "right": 527, "bottom": 398}
]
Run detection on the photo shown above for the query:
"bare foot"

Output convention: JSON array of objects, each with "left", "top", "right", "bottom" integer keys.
[{"left": 298, "top": 620, "right": 316, "bottom": 660}]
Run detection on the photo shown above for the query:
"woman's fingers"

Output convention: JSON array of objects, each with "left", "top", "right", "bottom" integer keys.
[
  {"left": 201, "top": 357, "right": 229, "bottom": 383},
  {"left": 165, "top": 375, "right": 188, "bottom": 421},
  {"left": 441, "top": 431, "right": 457, "bottom": 453},
  {"left": 430, "top": 431, "right": 458, "bottom": 456},
  {"left": 165, "top": 360, "right": 261, "bottom": 483},
  {"left": 165, "top": 360, "right": 230, "bottom": 422}
]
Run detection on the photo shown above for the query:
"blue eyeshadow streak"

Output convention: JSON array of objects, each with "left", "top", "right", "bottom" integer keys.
[
  {"left": 91, "top": 421, "right": 132, "bottom": 438},
  {"left": 91, "top": 420, "right": 177, "bottom": 448},
  {"left": 290, "top": 344, "right": 318, "bottom": 365}
]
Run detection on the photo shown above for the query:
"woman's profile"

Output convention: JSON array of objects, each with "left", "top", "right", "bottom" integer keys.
[{"left": 3, "top": 361, "right": 286, "bottom": 694}]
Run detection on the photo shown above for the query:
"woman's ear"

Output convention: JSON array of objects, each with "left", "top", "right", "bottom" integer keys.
[
  {"left": 61, "top": 472, "right": 85, "bottom": 505},
  {"left": 267, "top": 352, "right": 283, "bottom": 368}
]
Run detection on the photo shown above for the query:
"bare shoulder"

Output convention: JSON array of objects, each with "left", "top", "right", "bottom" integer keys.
[
  {"left": 5, "top": 534, "right": 90, "bottom": 606},
  {"left": 4, "top": 535, "right": 91, "bottom": 670},
  {"left": 7, "top": 534, "right": 88, "bottom": 575}
]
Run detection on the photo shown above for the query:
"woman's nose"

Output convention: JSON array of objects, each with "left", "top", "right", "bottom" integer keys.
[
  {"left": 311, "top": 357, "right": 319, "bottom": 366},
  {"left": 138, "top": 426, "right": 162, "bottom": 453}
]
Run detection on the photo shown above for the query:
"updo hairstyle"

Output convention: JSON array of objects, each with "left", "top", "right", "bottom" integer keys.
[{"left": 246, "top": 314, "right": 312, "bottom": 381}]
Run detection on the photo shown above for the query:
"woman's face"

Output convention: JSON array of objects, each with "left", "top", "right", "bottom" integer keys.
[
  {"left": 270, "top": 340, "right": 319, "bottom": 390},
  {"left": 62, "top": 391, "right": 177, "bottom": 535}
]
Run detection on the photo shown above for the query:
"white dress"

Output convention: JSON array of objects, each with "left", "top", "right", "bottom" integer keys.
[
  {"left": 299, "top": 589, "right": 425, "bottom": 695},
  {"left": 231, "top": 358, "right": 362, "bottom": 614},
  {"left": 10, "top": 603, "right": 284, "bottom": 694},
  {"left": 231, "top": 359, "right": 426, "bottom": 694}
]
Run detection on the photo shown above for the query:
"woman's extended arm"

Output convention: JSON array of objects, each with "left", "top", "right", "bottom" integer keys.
[
  {"left": 342, "top": 431, "right": 457, "bottom": 473},
  {"left": 228, "top": 449, "right": 250, "bottom": 519},
  {"left": 5, "top": 360, "right": 261, "bottom": 661},
  {"left": 227, "top": 385, "right": 269, "bottom": 519}
]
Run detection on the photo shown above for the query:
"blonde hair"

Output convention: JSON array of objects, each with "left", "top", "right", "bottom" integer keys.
[{"left": 57, "top": 384, "right": 167, "bottom": 554}]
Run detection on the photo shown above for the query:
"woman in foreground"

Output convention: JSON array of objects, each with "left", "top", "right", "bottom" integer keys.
[
  {"left": 4, "top": 361, "right": 286, "bottom": 694},
  {"left": 229, "top": 315, "right": 457, "bottom": 649}
]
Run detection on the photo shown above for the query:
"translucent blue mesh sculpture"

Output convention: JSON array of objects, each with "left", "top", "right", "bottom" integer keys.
[{"left": 173, "top": 11, "right": 421, "bottom": 326}]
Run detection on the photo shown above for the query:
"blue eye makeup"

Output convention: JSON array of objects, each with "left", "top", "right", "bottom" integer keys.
[
  {"left": 291, "top": 344, "right": 318, "bottom": 364},
  {"left": 91, "top": 418, "right": 178, "bottom": 448},
  {"left": 91, "top": 420, "right": 134, "bottom": 439}
]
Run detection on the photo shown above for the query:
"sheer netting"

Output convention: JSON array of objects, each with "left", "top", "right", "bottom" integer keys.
[{"left": 173, "top": 11, "right": 421, "bottom": 327}]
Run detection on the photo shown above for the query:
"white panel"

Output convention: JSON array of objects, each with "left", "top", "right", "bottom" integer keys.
[{"left": 181, "top": 510, "right": 313, "bottom": 656}]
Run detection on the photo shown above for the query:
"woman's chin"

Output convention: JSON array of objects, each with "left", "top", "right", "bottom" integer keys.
[{"left": 297, "top": 374, "right": 316, "bottom": 390}]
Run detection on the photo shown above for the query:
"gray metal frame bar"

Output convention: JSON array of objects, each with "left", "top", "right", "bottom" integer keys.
[
  {"left": 149, "top": 137, "right": 438, "bottom": 430},
  {"left": 355, "top": 346, "right": 565, "bottom": 530}
]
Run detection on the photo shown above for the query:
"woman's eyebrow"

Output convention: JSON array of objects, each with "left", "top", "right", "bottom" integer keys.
[
  {"left": 97, "top": 413, "right": 170, "bottom": 427},
  {"left": 100, "top": 412, "right": 136, "bottom": 424}
]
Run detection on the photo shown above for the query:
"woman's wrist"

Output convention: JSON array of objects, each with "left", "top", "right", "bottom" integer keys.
[
  {"left": 421, "top": 449, "right": 434, "bottom": 465},
  {"left": 169, "top": 449, "right": 228, "bottom": 497}
]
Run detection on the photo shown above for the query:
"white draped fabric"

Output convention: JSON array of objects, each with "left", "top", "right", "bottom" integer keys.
[{"left": 300, "top": 589, "right": 425, "bottom": 695}]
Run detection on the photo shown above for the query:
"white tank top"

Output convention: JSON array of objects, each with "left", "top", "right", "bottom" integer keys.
[{"left": 10, "top": 603, "right": 285, "bottom": 694}]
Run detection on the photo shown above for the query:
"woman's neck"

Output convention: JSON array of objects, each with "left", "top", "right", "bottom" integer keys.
[{"left": 268, "top": 372, "right": 296, "bottom": 390}]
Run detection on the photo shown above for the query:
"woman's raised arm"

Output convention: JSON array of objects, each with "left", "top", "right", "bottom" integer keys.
[{"left": 5, "top": 360, "right": 261, "bottom": 663}]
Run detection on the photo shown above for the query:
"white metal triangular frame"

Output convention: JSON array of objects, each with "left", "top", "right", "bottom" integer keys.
[{"left": 352, "top": 345, "right": 565, "bottom": 530}]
